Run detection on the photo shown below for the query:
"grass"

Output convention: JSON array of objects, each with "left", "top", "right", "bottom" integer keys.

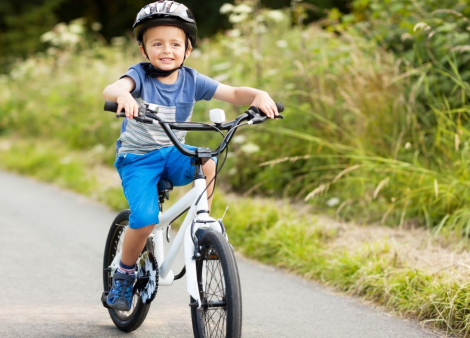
[{"left": 216, "top": 193, "right": 470, "bottom": 336}]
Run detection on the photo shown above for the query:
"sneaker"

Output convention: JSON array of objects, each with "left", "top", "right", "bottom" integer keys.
[{"left": 106, "top": 272, "right": 135, "bottom": 311}]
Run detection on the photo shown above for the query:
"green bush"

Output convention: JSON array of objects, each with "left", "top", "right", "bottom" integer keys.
[{"left": 334, "top": 0, "right": 470, "bottom": 108}]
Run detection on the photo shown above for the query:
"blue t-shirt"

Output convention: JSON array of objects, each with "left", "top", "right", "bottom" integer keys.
[{"left": 117, "top": 63, "right": 219, "bottom": 155}]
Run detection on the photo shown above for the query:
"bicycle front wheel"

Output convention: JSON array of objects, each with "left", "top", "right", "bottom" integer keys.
[
  {"left": 191, "top": 230, "right": 242, "bottom": 338},
  {"left": 103, "top": 210, "right": 153, "bottom": 332}
]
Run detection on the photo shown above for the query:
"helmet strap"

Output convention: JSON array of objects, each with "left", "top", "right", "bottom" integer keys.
[
  {"left": 143, "top": 62, "right": 183, "bottom": 78},
  {"left": 141, "top": 36, "right": 190, "bottom": 78}
]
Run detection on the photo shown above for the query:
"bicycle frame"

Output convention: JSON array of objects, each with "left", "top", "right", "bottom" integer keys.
[
  {"left": 103, "top": 100, "right": 284, "bottom": 311},
  {"left": 109, "top": 167, "right": 222, "bottom": 308}
]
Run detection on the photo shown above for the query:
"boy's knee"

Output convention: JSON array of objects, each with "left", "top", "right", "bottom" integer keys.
[
  {"left": 131, "top": 223, "right": 155, "bottom": 236},
  {"left": 129, "top": 208, "right": 159, "bottom": 231},
  {"left": 203, "top": 159, "right": 216, "bottom": 176}
]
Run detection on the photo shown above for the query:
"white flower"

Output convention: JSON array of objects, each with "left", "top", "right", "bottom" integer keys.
[
  {"left": 55, "top": 23, "right": 67, "bottom": 33},
  {"left": 266, "top": 10, "right": 285, "bottom": 22},
  {"left": 276, "top": 40, "right": 288, "bottom": 48},
  {"left": 235, "top": 4, "right": 253, "bottom": 14},
  {"left": 232, "top": 135, "right": 246, "bottom": 144},
  {"left": 220, "top": 3, "right": 235, "bottom": 14},
  {"left": 60, "top": 32, "right": 80, "bottom": 45},
  {"left": 240, "top": 142, "right": 260, "bottom": 154},
  {"left": 69, "top": 23, "right": 84, "bottom": 35},
  {"left": 229, "top": 13, "right": 248, "bottom": 24},
  {"left": 326, "top": 197, "right": 340, "bottom": 207},
  {"left": 40, "top": 31, "right": 55, "bottom": 43}
]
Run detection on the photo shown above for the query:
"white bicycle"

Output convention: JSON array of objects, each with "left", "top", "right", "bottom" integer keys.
[{"left": 101, "top": 100, "right": 284, "bottom": 337}]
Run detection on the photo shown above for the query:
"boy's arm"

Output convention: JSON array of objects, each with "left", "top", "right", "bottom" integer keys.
[
  {"left": 102, "top": 76, "right": 139, "bottom": 119},
  {"left": 212, "top": 84, "right": 279, "bottom": 119}
]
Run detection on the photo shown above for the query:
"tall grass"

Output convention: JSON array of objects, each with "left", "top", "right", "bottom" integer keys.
[{"left": 188, "top": 4, "right": 470, "bottom": 234}]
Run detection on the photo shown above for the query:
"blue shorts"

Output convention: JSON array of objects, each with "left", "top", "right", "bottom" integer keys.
[{"left": 115, "top": 145, "right": 211, "bottom": 229}]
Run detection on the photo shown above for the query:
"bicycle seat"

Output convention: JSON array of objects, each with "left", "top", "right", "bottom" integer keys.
[{"left": 157, "top": 179, "right": 173, "bottom": 192}]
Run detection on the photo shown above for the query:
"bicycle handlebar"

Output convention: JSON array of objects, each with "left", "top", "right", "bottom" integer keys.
[{"left": 104, "top": 101, "right": 285, "bottom": 158}]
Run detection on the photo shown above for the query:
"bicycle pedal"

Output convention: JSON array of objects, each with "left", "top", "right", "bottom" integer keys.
[{"left": 101, "top": 291, "right": 110, "bottom": 309}]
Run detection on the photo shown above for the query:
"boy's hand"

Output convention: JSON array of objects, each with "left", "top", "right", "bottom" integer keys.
[
  {"left": 117, "top": 93, "right": 140, "bottom": 119},
  {"left": 251, "top": 91, "right": 279, "bottom": 119}
]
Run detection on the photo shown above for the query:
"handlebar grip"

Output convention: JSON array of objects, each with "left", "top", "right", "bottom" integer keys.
[
  {"left": 276, "top": 102, "right": 284, "bottom": 113},
  {"left": 104, "top": 101, "right": 119, "bottom": 112}
]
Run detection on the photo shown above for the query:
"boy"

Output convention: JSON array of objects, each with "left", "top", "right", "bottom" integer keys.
[{"left": 103, "top": 0, "right": 278, "bottom": 311}]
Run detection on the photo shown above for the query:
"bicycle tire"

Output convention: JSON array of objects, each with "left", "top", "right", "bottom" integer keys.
[
  {"left": 191, "top": 230, "right": 242, "bottom": 338},
  {"left": 103, "top": 210, "right": 153, "bottom": 332}
]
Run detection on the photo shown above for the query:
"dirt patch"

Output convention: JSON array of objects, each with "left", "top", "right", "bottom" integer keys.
[{"left": 316, "top": 215, "right": 470, "bottom": 279}]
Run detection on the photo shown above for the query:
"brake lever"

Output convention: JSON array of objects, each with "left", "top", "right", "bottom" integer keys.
[
  {"left": 247, "top": 106, "right": 284, "bottom": 124},
  {"left": 115, "top": 112, "right": 154, "bottom": 124},
  {"left": 115, "top": 104, "right": 156, "bottom": 124}
]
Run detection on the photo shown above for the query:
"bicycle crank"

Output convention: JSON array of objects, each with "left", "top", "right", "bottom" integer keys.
[{"left": 134, "top": 250, "right": 159, "bottom": 304}]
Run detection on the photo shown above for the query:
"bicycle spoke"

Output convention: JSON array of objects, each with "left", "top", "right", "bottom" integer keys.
[
  {"left": 192, "top": 231, "right": 241, "bottom": 338},
  {"left": 201, "top": 247, "right": 227, "bottom": 337}
]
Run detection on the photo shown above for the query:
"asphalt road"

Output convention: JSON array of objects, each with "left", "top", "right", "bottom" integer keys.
[{"left": 0, "top": 170, "right": 438, "bottom": 338}]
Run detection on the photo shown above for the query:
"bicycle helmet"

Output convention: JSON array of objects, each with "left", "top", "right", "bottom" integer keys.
[
  {"left": 133, "top": 1, "right": 197, "bottom": 77},
  {"left": 133, "top": 1, "right": 197, "bottom": 48}
]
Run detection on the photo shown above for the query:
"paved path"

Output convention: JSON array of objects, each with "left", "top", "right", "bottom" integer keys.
[{"left": 0, "top": 171, "right": 438, "bottom": 337}]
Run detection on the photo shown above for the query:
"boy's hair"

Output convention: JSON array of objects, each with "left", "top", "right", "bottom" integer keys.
[{"left": 133, "top": 1, "right": 197, "bottom": 48}]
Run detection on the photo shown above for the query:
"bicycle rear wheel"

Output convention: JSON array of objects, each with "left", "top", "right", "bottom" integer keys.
[
  {"left": 103, "top": 210, "right": 153, "bottom": 332},
  {"left": 191, "top": 230, "right": 242, "bottom": 338}
]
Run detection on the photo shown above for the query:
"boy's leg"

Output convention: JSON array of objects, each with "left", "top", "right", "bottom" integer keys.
[
  {"left": 108, "top": 150, "right": 167, "bottom": 310},
  {"left": 121, "top": 224, "right": 155, "bottom": 266},
  {"left": 202, "top": 158, "right": 216, "bottom": 211}
]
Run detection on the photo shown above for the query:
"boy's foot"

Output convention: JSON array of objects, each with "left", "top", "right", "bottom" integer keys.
[{"left": 106, "top": 272, "right": 135, "bottom": 311}]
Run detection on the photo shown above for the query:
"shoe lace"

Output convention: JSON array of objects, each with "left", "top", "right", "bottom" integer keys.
[{"left": 115, "top": 279, "right": 133, "bottom": 299}]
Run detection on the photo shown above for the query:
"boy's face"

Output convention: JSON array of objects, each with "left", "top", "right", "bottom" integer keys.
[{"left": 140, "top": 25, "right": 192, "bottom": 71}]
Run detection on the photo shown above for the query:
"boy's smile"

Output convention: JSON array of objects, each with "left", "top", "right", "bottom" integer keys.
[{"left": 140, "top": 25, "right": 191, "bottom": 79}]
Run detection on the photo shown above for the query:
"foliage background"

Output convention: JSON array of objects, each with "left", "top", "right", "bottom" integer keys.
[{"left": 1, "top": 0, "right": 469, "bottom": 234}]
